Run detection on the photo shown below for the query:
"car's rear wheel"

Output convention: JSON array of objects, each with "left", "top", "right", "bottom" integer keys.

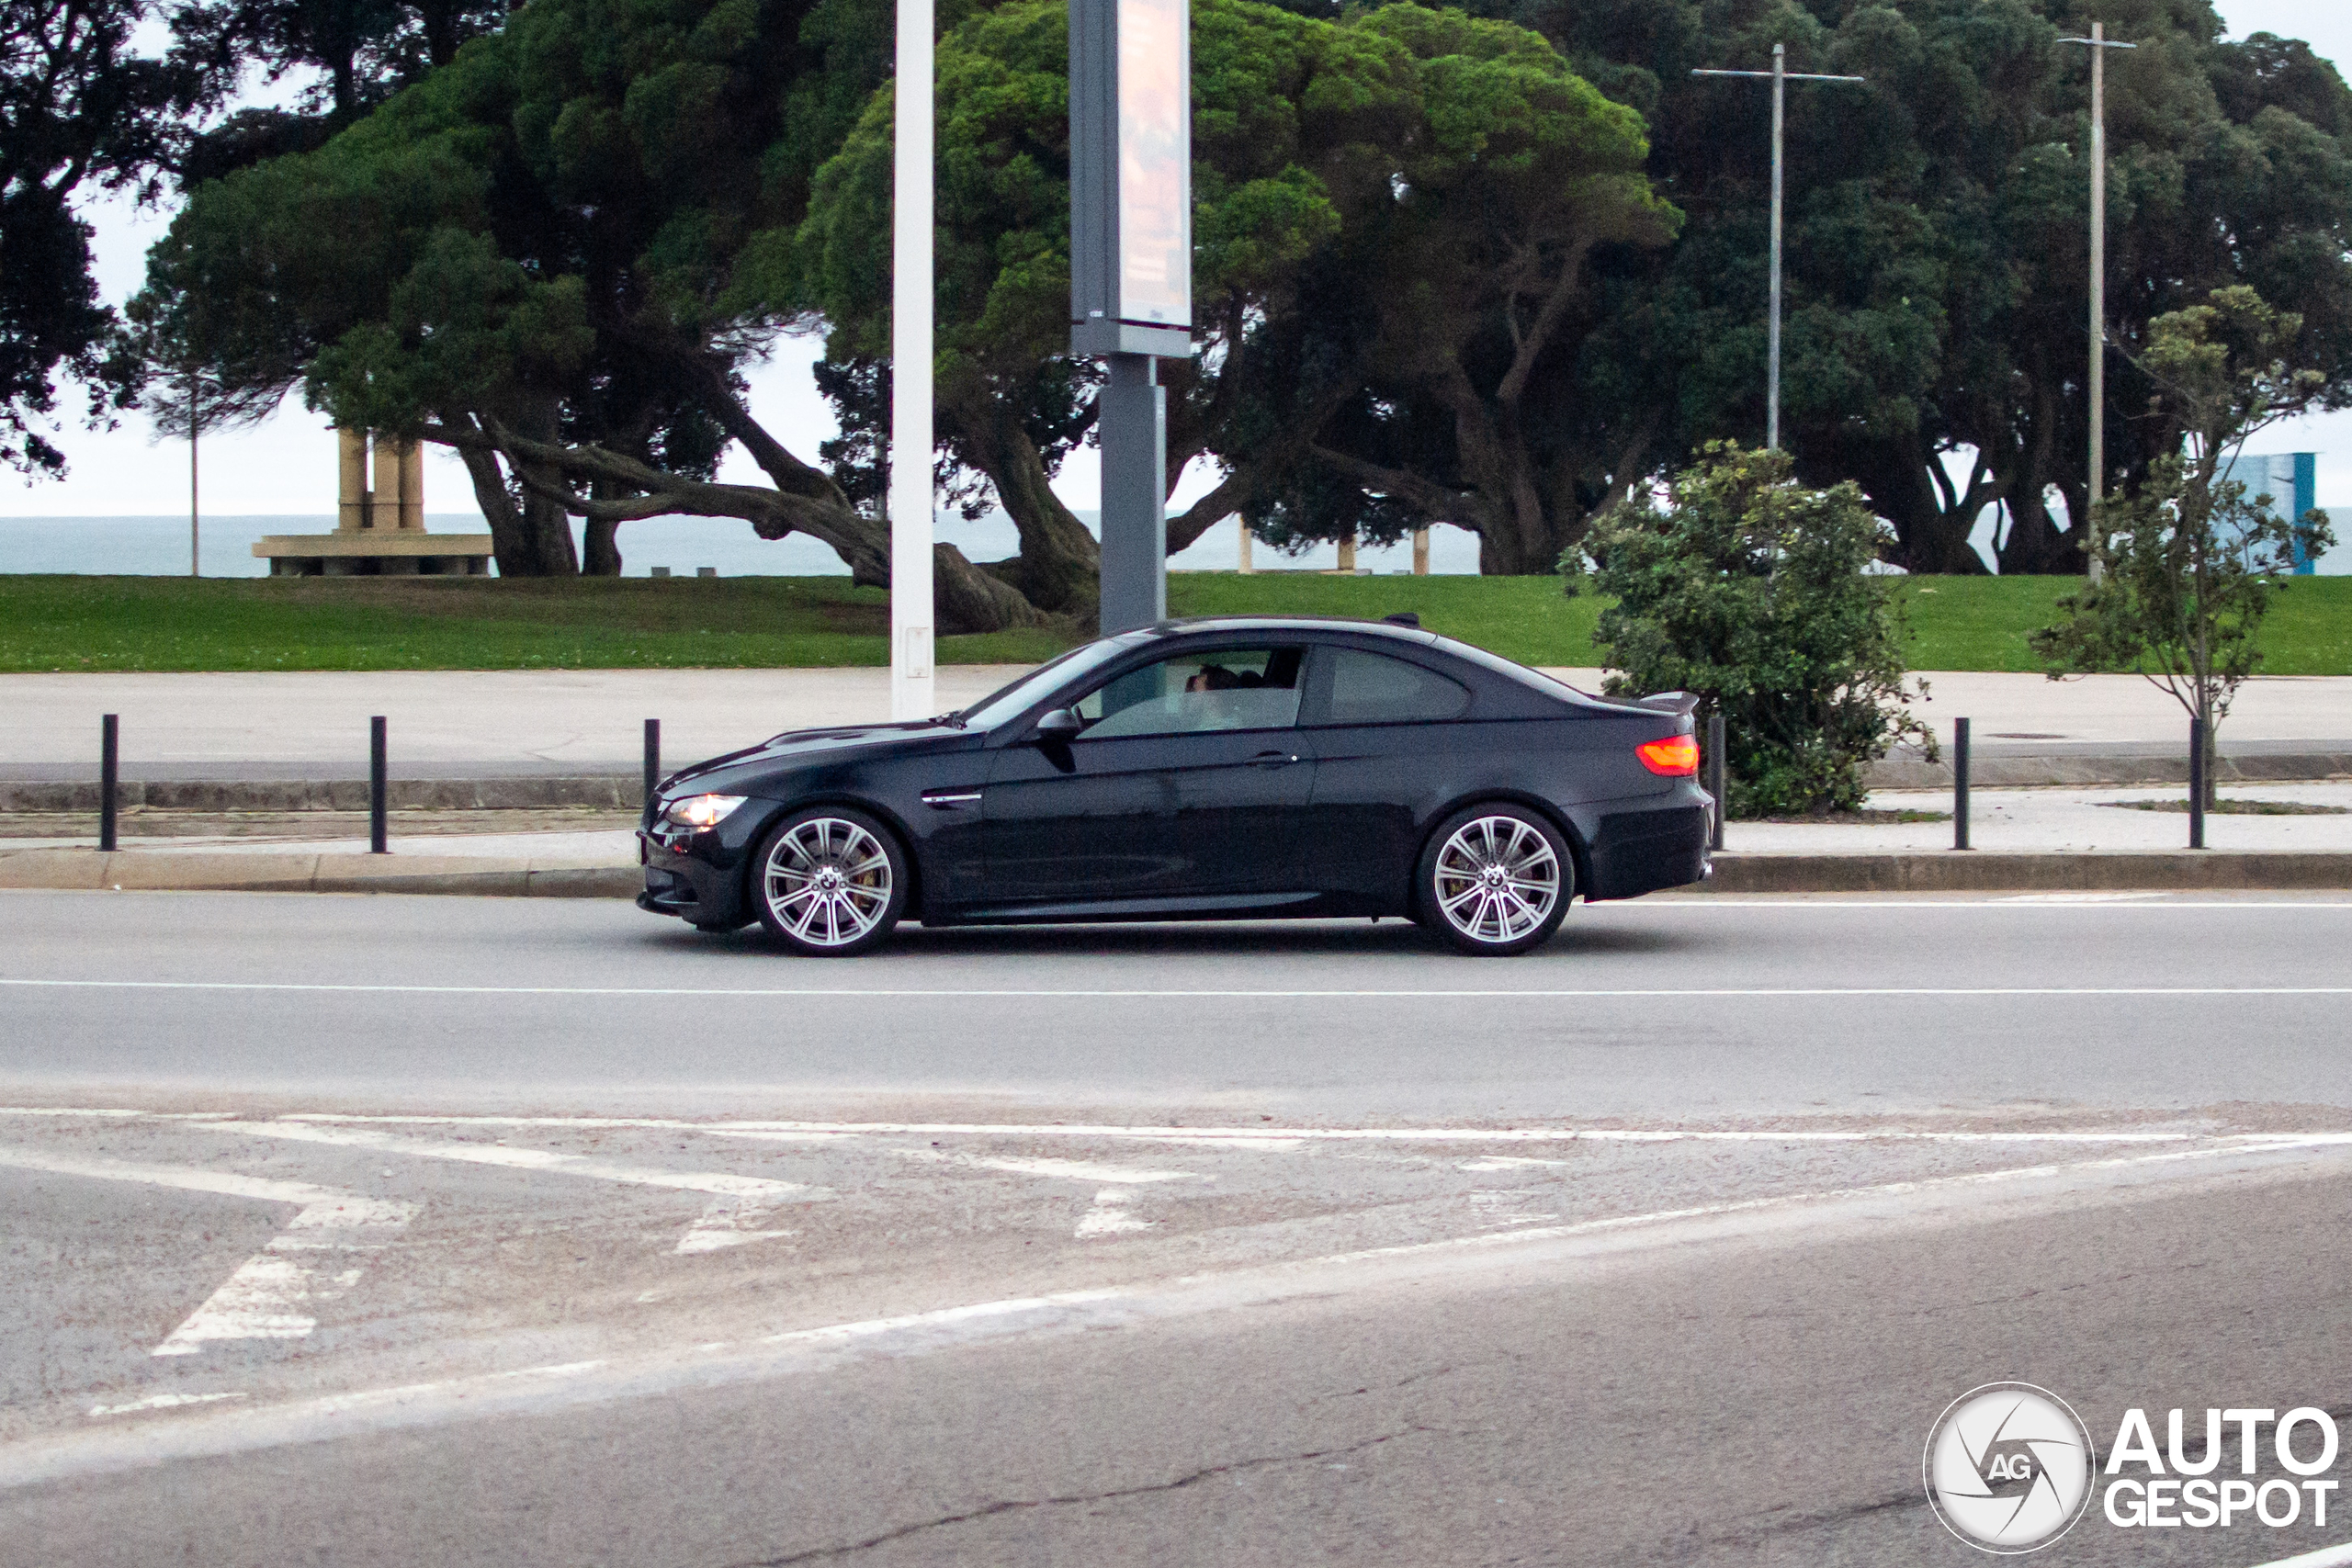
[
  {"left": 752, "top": 807, "right": 908, "bottom": 956},
  {"left": 1416, "top": 804, "right": 1571, "bottom": 956}
]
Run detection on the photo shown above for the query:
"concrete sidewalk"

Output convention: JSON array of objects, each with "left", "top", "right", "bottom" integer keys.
[
  {"left": 5, "top": 667, "right": 2347, "bottom": 782},
  {"left": 7, "top": 782, "right": 2351, "bottom": 897}
]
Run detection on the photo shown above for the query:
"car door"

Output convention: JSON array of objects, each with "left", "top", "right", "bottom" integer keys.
[
  {"left": 978, "top": 645, "right": 1315, "bottom": 908},
  {"left": 1298, "top": 643, "right": 1476, "bottom": 904}
]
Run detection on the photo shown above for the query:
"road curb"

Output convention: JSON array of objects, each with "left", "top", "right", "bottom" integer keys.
[
  {"left": 2, "top": 848, "right": 2349, "bottom": 897},
  {"left": 0, "top": 849, "right": 639, "bottom": 897},
  {"left": 1697, "top": 851, "right": 2352, "bottom": 894}
]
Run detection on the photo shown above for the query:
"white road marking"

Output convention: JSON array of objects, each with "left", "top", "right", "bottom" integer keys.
[
  {"left": 87, "top": 1393, "right": 246, "bottom": 1418},
  {"left": 0, "top": 1145, "right": 418, "bottom": 1356},
  {"left": 154, "top": 1194, "right": 416, "bottom": 1357},
  {"left": 2246, "top": 1543, "right": 2352, "bottom": 1568},
  {"left": 200, "top": 1120, "right": 824, "bottom": 1253},
  {"left": 1074, "top": 1190, "right": 1152, "bottom": 1238},
  {"left": 14, "top": 1134, "right": 2350, "bottom": 1487},
  {"left": 1458, "top": 1155, "right": 1576, "bottom": 1170},
  {"left": 887, "top": 1147, "right": 1203, "bottom": 1185},
  {"left": 0, "top": 1111, "right": 2244, "bottom": 1145},
  {"left": 4, "top": 978, "right": 2351, "bottom": 999}
]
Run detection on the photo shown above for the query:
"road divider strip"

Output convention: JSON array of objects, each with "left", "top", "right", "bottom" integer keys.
[{"left": 10, "top": 1133, "right": 2352, "bottom": 1491}]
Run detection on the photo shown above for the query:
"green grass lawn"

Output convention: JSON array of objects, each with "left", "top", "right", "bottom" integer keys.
[{"left": 3, "top": 570, "right": 2347, "bottom": 674}]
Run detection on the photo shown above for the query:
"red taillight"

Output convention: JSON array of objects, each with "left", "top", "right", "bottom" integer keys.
[{"left": 1636, "top": 735, "right": 1699, "bottom": 776}]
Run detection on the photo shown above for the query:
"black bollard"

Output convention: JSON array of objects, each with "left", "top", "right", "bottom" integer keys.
[
  {"left": 1952, "top": 717, "right": 1971, "bottom": 852},
  {"left": 643, "top": 718, "right": 661, "bottom": 812},
  {"left": 2188, "top": 716, "right": 2206, "bottom": 851},
  {"left": 370, "top": 716, "right": 389, "bottom": 854},
  {"left": 99, "top": 714, "right": 119, "bottom": 852},
  {"left": 1705, "top": 713, "right": 1726, "bottom": 852}
]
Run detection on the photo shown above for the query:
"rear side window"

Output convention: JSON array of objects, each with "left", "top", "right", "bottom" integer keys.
[{"left": 1321, "top": 649, "right": 1470, "bottom": 725}]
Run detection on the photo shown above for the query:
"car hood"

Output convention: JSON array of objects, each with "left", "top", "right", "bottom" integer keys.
[{"left": 659, "top": 720, "right": 971, "bottom": 796}]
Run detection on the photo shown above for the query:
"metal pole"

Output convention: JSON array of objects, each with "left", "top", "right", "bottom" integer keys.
[
  {"left": 189, "top": 393, "right": 200, "bottom": 578},
  {"left": 1706, "top": 712, "right": 1726, "bottom": 852},
  {"left": 1952, "top": 716, "right": 1971, "bottom": 852},
  {"left": 370, "top": 716, "right": 389, "bottom": 854},
  {"left": 1098, "top": 354, "right": 1168, "bottom": 633},
  {"left": 100, "top": 714, "right": 119, "bottom": 852},
  {"left": 642, "top": 718, "right": 661, "bottom": 809},
  {"left": 2188, "top": 716, "right": 2206, "bottom": 851},
  {"left": 888, "top": 0, "right": 936, "bottom": 721},
  {"left": 1768, "top": 43, "right": 1785, "bottom": 453},
  {"left": 2087, "top": 24, "right": 2106, "bottom": 585},
  {"left": 1690, "top": 52, "right": 1860, "bottom": 455}
]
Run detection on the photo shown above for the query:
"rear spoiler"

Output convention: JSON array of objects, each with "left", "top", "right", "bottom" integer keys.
[{"left": 1632, "top": 691, "right": 1700, "bottom": 717}]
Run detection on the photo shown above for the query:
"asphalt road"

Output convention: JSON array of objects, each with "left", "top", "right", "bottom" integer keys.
[
  {"left": 3, "top": 888, "right": 2350, "bottom": 1566},
  {"left": 3, "top": 888, "right": 2350, "bottom": 1118}
]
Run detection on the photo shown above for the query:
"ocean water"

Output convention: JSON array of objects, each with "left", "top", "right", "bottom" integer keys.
[{"left": 0, "top": 512, "right": 1486, "bottom": 577}]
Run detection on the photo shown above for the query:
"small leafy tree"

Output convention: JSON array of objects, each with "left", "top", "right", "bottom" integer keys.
[
  {"left": 2032, "top": 288, "right": 2336, "bottom": 807},
  {"left": 1570, "top": 443, "right": 1929, "bottom": 818}
]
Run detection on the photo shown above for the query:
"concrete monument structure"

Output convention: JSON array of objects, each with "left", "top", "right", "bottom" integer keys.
[{"left": 254, "top": 430, "right": 496, "bottom": 576}]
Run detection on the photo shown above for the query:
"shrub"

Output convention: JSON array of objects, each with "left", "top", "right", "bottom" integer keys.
[{"left": 1567, "top": 443, "right": 1930, "bottom": 817}]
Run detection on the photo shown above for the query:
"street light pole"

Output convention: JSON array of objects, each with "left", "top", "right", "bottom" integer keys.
[
  {"left": 2059, "top": 23, "right": 2135, "bottom": 586},
  {"left": 888, "top": 0, "right": 935, "bottom": 721},
  {"left": 1693, "top": 43, "right": 1865, "bottom": 453}
]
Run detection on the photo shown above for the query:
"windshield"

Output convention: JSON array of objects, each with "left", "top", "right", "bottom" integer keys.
[{"left": 952, "top": 632, "right": 1152, "bottom": 730}]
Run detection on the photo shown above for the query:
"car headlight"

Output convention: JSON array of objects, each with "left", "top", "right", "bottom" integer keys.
[{"left": 662, "top": 794, "right": 748, "bottom": 829}]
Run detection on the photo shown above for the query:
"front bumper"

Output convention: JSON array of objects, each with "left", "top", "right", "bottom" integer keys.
[{"left": 634, "top": 807, "right": 772, "bottom": 927}]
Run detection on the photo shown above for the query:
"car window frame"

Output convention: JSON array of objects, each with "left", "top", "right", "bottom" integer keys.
[
  {"left": 1000, "top": 637, "right": 1315, "bottom": 743},
  {"left": 1297, "top": 639, "right": 1476, "bottom": 728}
]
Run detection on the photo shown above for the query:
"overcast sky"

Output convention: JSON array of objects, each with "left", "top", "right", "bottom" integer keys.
[{"left": 6, "top": 0, "right": 2349, "bottom": 523}]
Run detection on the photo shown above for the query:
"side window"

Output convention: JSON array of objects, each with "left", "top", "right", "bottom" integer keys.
[
  {"left": 1321, "top": 649, "right": 1471, "bottom": 725},
  {"left": 1073, "top": 648, "right": 1306, "bottom": 739}
]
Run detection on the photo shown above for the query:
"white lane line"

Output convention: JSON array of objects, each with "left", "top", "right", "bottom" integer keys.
[
  {"left": 88, "top": 1393, "right": 246, "bottom": 1418},
  {"left": 203, "top": 1121, "right": 825, "bottom": 1254},
  {"left": 3, "top": 978, "right": 2349, "bottom": 999},
  {"left": 0, "top": 1146, "right": 415, "bottom": 1355},
  {"left": 884, "top": 1148, "right": 1204, "bottom": 1185},
  {"left": 2247, "top": 1543, "right": 2352, "bottom": 1567},
  {"left": 32, "top": 1111, "right": 2232, "bottom": 1145},
  {"left": 0, "top": 1107, "right": 145, "bottom": 1118}
]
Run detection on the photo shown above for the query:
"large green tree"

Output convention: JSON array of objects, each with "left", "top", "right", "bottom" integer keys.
[
  {"left": 134, "top": 0, "right": 1023, "bottom": 599},
  {"left": 792, "top": 0, "right": 1425, "bottom": 611},
  {"left": 0, "top": 0, "right": 204, "bottom": 476},
  {"left": 1503, "top": 0, "right": 2352, "bottom": 574},
  {"left": 797, "top": 0, "right": 1675, "bottom": 581}
]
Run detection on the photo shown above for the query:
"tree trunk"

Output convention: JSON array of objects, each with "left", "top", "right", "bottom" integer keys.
[
  {"left": 582, "top": 515, "right": 622, "bottom": 576},
  {"left": 951, "top": 403, "right": 1100, "bottom": 614}
]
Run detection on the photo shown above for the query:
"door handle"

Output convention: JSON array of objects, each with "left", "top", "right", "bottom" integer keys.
[{"left": 1249, "top": 750, "right": 1302, "bottom": 766}]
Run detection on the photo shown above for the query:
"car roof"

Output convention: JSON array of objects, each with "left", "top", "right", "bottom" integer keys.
[{"left": 1143, "top": 615, "right": 1437, "bottom": 645}]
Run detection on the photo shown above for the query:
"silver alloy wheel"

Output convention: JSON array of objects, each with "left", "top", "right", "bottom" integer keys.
[
  {"left": 1432, "top": 815, "right": 1561, "bottom": 946},
  {"left": 762, "top": 817, "right": 894, "bottom": 948}
]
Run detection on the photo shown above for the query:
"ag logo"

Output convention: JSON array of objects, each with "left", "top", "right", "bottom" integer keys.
[{"left": 1924, "top": 1382, "right": 2095, "bottom": 1553}]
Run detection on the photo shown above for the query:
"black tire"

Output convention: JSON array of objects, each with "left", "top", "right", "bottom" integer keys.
[
  {"left": 750, "top": 806, "right": 910, "bottom": 956},
  {"left": 1414, "top": 803, "right": 1573, "bottom": 956}
]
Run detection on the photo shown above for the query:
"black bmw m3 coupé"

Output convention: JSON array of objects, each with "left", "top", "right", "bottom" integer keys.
[{"left": 638, "top": 615, "right": 1713, "bottom": 955}]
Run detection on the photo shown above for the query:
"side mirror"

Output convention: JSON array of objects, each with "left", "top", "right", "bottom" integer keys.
[{"left": 1034, "top": 707, "right": 1084, "bottom": 741}]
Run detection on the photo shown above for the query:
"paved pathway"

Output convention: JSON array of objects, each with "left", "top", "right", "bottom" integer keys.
[
  {"left": 13, "top": 780, "right": 2352, "bottom": 859},
  {"left": 5, "top": 667, "right": 2347, "bottom": 778}
]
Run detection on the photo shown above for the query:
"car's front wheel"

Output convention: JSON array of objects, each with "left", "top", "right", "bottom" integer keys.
[
  {"left": 1416, "top": 804, "right": 1572, "bottom": 956},
  {"left": 752, "top": 807, "right": 909, "bottom": 956}
]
